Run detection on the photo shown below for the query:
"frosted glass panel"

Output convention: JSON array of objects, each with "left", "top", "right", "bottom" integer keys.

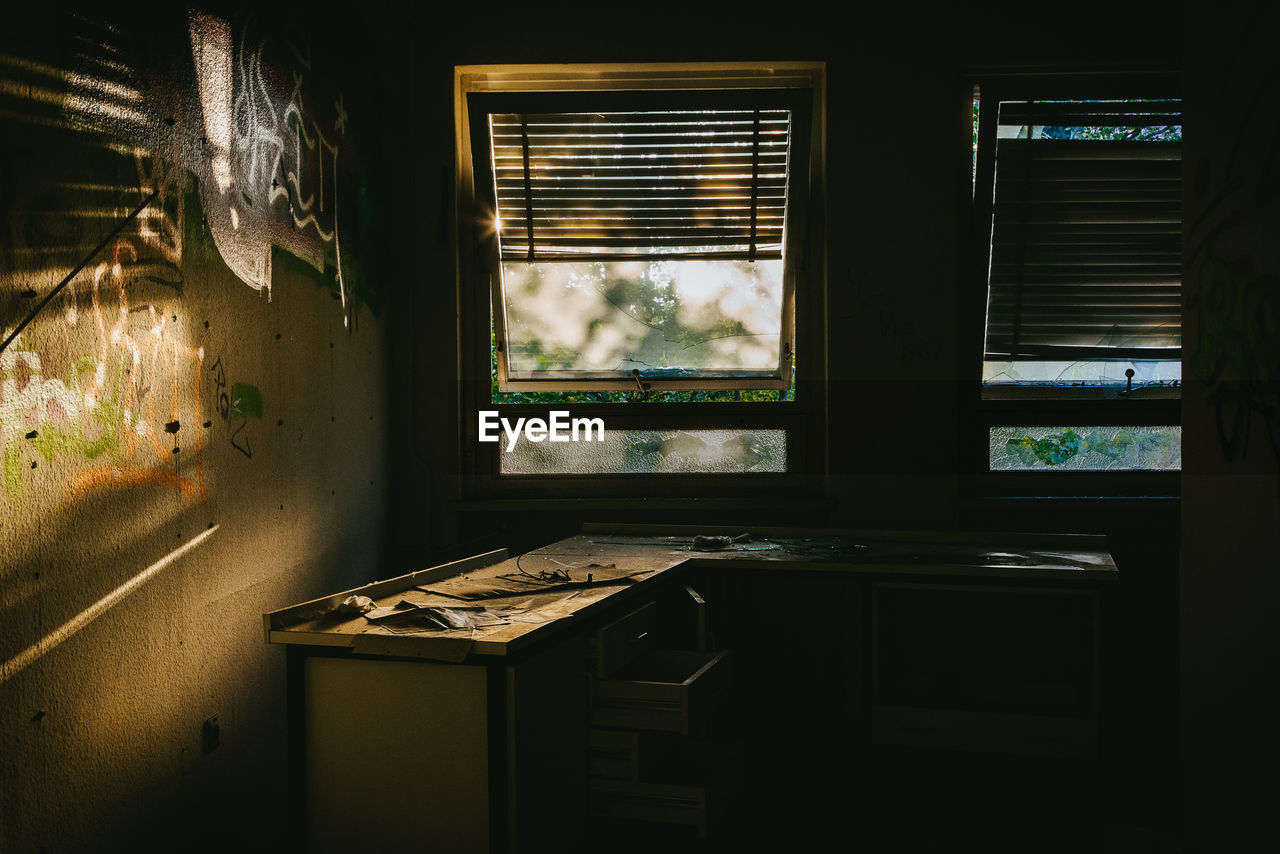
[
  {"left": 990, "top": 425, "right": 1181, "bottom": 471},
  {"left": 983, "top": 359, "right": 1181, "bottom": 391},
  {"left": 501, "top": 259, "right": 783, "bottom": 378},
  {"left": 500, "top": 429, "right": 785, "bottom": 475}
]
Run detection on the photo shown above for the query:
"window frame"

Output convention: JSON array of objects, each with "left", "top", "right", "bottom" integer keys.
[
  {"left": 471, "top": 88, "right": 809, "bottom": 394},
  {"left": 453, "top": 63, "right": 827, "bottom": 498},
  {"left": 963, "top": 72, "right": 1182, "bottom": 497}
]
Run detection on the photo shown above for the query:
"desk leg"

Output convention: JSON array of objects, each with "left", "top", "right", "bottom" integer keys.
[{"left": 286, "top": 645, "right": 308, "bottom": 850}]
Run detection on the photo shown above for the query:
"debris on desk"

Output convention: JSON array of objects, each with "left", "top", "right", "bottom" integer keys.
[
  {"left": 692, "top": 533, "right": 751, "bottom": 551},
  {"left": 364, "top": 601, "right": 509, "bottom": 631},
  {"left": 770, "top": 538, "right": 871, "bottom": 560},
  {"left": 334, "top": 595, "right": 376, "bottom": 616},
  {"left": 584, "top": 536, "right": 700, "bottom": 555},
  {"left": 364, "top": 600, "right": 421, "bottom": 621},
  {"left": 418, "top": 561, "right": 646, "bottom": 600}
]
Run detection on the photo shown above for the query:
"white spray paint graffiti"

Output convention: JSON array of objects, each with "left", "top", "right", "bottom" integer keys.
[{"left": 188, "top": 11, "right": 348, "bottom": 323}]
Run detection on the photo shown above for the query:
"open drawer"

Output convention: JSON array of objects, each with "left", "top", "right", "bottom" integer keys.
[
  {"left": 593, "top": 601, "right": 658, "bottom": 679},
  {"left": 591, "top": 649, "right": 730, "bottom": 735}
]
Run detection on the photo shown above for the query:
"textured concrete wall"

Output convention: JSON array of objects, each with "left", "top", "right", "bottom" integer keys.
[{"left": 1, "top": 8, "right": 390, "bottom": 850}]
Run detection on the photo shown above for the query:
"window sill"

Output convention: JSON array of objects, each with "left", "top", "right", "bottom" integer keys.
[{"left": 449, "top": 493, "right": 833, "bottom": 514}]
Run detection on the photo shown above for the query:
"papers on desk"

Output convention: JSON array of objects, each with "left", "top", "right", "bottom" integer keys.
[
  {"left": 418, "top": 562, "right": 647, "bottom": 600},
  {"left": 364, "top": 600, "right": 509, "bottom": 632}
]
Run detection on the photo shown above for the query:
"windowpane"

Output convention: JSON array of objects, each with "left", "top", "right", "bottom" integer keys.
[
  {"left": 501, "top": 258, "right": 783, "bottom": 379},
  {"left": 989, "top": 425, "right": 1181, "bottom": 471},
  {"left": 499, "top": 428, "right": 786, "bottom": 474},
  {"left": 982, "top": 98, "right": 1182, "bottom": 369},
  {"left": 478, "top": 96, "right": 801, "bottom": 391},
  {"left": 983, "top": 358, "right": 1180, "bottom": 391}
]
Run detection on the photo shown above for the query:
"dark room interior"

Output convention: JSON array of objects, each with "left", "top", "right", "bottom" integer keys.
[{"left": 1, "top": 2, "right": 1277, "bottom": 852}]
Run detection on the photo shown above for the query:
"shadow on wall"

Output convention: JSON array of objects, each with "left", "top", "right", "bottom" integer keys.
[
  {"left": 0, "top": 7, "right": 392, "bottom": 848},
  {"left": 1184, "top": 46, "right": 1280, "bottom": 482},
  {"left": 0, "top": 6, "right": 385, "bottom": 519}
]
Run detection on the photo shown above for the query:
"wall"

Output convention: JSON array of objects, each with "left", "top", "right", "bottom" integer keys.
[
  {"left": 1180, "top": 1, "right": 1280, "bottom": 848},
  {"left": 0, "top": 6, "right": 398, "bottom": 850},
  {"left": 0, "top": 2, "right": 1217, "bottom": 849},
  {"left": 402, "top": 0, "right": 1192, "bottom": 841},
  {"left": 406, "top": 4, "right": 971, "bottom": 558}
]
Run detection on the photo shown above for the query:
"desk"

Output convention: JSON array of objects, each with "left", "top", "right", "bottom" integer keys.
[{"left": 265, "top": 525, "right": 1116, "bottom": 852}]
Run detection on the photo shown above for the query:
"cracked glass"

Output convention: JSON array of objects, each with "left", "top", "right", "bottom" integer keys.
[
  {"left": 989, "top": 425, "right": 1181, "bottom": 471},
  {"left": 500, "top": 428, "right": 786, "bottom": 474}
]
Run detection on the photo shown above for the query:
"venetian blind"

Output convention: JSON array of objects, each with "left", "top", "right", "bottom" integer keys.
[
  {"left": 984, "top": 99, "right": 1182, "bottom": 360},
  {"left": 489, "top": 108, "right": 791, "bottom": 261}
]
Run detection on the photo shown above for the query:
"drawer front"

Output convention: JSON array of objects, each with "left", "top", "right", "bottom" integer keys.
[
  {"left": 589, "top": 781, "right": 708, "bottom": 835},
  {"left": 588, "top": 728, "right": 639, "bottom": 781},
  {"left": 594, "top": 601, "right": 658, "bottom": 678},
  {"left": 591, "top": 649, "right": 730, "bottom": 735}
]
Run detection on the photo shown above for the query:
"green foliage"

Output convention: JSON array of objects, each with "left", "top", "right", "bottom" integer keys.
[
  {"left": 1039, "top": 124, "right": 1181, "bottom": 141},
  {"left": 1007, "top": 430, "right": 1082, "bottom": 466},
  {"left": 1005, "top": 427, "right": 1159, "bottom": 467},
  {"left": 1080, "top": 428, "right": 1133, "bottom": 461},
  {"left": 490, "top": 259, "right": 796, "bottom": 404}
]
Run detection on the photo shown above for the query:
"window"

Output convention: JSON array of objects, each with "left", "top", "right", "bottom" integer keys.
[
  {"left": 455, "top": 65, "right": 825, "bottom": 491},
  {"left": 970, "top": 77, "right": 1181, "bottom": 484},
  {"left": 481, "top": 93, "right": 800, "bottom": 392}
]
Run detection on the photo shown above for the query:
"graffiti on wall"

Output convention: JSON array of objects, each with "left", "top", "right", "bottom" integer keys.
[
  {"left": 1, "top": 236, "right": 206, "bottom": 504},
  {"left": 1185, "top": 63, "right": 1280, "bottom": 474},
  {"left": 208, "top": 354, "right": 262, "bottom": 459},
  {"left": 1189, "top": 260, "right": 1280, "bottom": 465},
  {"left": 0, "top": 7, "right": 383, "bottom": 507},
  {"left": 189, "top": 11, "right": 369, "bottom": 325}
]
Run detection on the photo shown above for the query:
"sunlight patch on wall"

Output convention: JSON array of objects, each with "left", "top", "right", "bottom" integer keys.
[
  {"left": 0, "top": 524, "right": 219, "bottom": 687},
  {"left": 189, "top": 11, "right": 233, "bottom": 192}
]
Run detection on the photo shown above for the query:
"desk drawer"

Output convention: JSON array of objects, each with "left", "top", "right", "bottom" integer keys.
[
  {"left": 591, "top": 649, "right": 729, "bottom": 735},
  {"left": 589, "top": 780, "right": 708, "bottom": 836},
  {"left": 594, "top": 601, "right": 658, "bottom": 678},
  {"left": 588, "top": 728, "right": 639, "bottom": 782}
]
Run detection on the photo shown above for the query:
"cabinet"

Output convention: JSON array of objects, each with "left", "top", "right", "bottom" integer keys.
[
  {"left": 266, "top": 526, "right": 1116, "bottom": 851},
  {"left": 267, "top": 545, "right": 700, "bottom": 853},
  {"left": 585, "top": 590, "right": 732, "bottom": 839}
]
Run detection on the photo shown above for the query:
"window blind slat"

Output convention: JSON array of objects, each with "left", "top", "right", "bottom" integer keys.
[
  {"left": 496, "top": 194, "right": 787, "bottom": 206},
  {"left": 492, "top": 108, "right": 792, "bottom": 261},
  {"left": 984, "top": 100, "right": 1182, "bottom": 360},
  {"left": 497, "top": 227, "right": 785, "bottom": 241},
  {"left": 998, "top": 100, "right": 1181, "bottom": 128},
  {"left": 498, "top": 235, "right": 784, "bottom": 248},
  {"left": 493, "top": 159, "right": 791, "bottom": 174},
  {"left": 498, "top": 175, "right": 789, "bottom": 190},
  {"left": 996, "top": 139, "right": 1180, "bottom": 161}
]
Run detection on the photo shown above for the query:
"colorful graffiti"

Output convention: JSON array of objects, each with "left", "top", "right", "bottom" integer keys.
[
  {"left": 1, "top": 7, "right": 381, "bottom": 508},
  {"left": 1, "top": 239, "right": 206, "bottom": 504}
]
